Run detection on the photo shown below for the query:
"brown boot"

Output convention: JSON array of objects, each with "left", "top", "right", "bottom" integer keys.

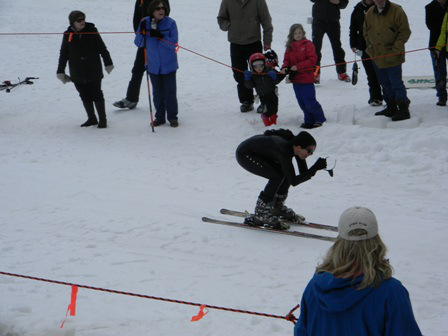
[{"left": 94, "top": 101, "right": 107, "bottom": 128}]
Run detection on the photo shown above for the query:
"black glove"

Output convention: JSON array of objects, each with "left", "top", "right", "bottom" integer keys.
[
  {"left": 311, "top": 157, "right": 327, "bottom": 171},
  {"left": 149, "top": 29, "right": 164, "bottom": 39}
]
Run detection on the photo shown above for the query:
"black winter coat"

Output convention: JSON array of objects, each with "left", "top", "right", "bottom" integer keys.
[
  {"left": 244, "top": 68, "right": 285, "bottom": 96},
  {"left": 236, "top": 135, "right": 315, "bottom": 187},
  {"left": 133, "top": 0, "right": 171, "bottom": 32},
  {"left": 310, "top": 0, "right": 349, "bottom": 22},
  {"left": 57, "top": 22, "right": 113, "bottom": 84},
  {"left": 349, "top": 1, "right": 373, "bottom": 50},
  {"left": 425, "top": 0, "right": 448, "bottom": 48}
]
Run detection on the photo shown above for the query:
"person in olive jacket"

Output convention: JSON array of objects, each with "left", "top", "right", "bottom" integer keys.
[
  {"left": 310, "top": 0, "right": 350, "bottom": 83},
  {"left": 57, "top": 11, "right": 113, "bottom": 128},
  {"left": 426, "top": 0, "right": 448, "bottom": 106},
  {"left": 349, "top": 0, "right": 383, "bottom": 106},
  {"left": 364, "top": 0, "right": 411, "bottom": 122},
  {"left": 217, "top": 0, "right": 273, "bottom": 113}
]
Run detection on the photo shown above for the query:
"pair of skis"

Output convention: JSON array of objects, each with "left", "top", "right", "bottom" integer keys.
[{"left": 202, "top": 209, "right": 338, "bottom": 242}]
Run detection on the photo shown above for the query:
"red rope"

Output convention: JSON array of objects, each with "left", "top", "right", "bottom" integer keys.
[{"left": 0, "top": 271, "right": 297, "bottom": 323}]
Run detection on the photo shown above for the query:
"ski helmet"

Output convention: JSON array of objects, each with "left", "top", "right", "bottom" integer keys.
[
  {"left": 264, "top": 49, "right": 278, "bottom": 68},
  {"left": 249, "top": 53, "right": 266, "bottom": 71}
]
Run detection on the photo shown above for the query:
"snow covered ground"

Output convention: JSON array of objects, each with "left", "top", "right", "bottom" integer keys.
[{"left": 1, "top": 0, "right": 447, "bottom": 335}]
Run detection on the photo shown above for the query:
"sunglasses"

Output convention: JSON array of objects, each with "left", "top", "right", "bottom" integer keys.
[
  {"left": 75, "top": 18, "right": 85, "bottom": 23},
  {"left": 253, "top": 64, "right": 264, "bottom": 69},
  {"left": 154, "top": 6, "right": 165, "bottom": 11},
  {"left": 306, "top": 148, "right": 314, "bottom": 155}
]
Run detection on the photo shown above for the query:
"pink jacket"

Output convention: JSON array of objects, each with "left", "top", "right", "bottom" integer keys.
[{"left": 282, "top": 39, "right": 317, "bottom": 84}]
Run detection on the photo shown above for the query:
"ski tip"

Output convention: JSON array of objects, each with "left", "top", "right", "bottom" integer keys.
[{"left": 219, "top": 209, "right": 226, "bottom": 214}]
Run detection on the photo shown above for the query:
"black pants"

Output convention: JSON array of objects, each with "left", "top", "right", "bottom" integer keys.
[
  {"left": 312, "top": 19, "right": 346, "bottom": 74},
  {"left": 230, "top": 41, "right": 263, "bottom": 104},
  {"left": 236, "top": 149, "right": 290, "bottom": 202},
  {"left": 74, "top": 80, "right": 104, "bottom": 103},
  {"left": 362, "top": 51, "right": 383, "bottom": 101},
  {"left": 260, "top": 91, "right": 278, "bottom": 116},
  {"left": 126, "top": 47, "right": 146, "bottom": 103}
]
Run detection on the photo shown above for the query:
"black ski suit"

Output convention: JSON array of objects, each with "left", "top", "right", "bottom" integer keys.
[{"left": 235, "top": 134, "right": 316, "bottom": 201}]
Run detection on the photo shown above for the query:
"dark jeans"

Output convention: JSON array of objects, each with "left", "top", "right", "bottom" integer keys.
[
  {"left": 430, "top": 49, "right": 447, "bottom": 102},
  {"left": 74, "top": 80, "right": 104, "bottom": 103},
  {"left": 373, "top": 63, "right": 409, "bottom": 104},
  {"left": 126, "top": 47, "right": 146, "bottom": 103},
  {"left": 230, "top": 41, "right": 263, "bottom": 104},
  {"left": 235, "top": 150, "right": 290, "bottom": 201},
  {"left": 362, "top": 51, "right": 383, "bottom": 102},
  {"left": 293, "top": 83, "right": 326, "bottom": 125},
  {"left": 149, "top": 71, "right": 178, "bottom": 122},
  {"left": 312, "top": 19, "right": 346, "bottom": 74}
]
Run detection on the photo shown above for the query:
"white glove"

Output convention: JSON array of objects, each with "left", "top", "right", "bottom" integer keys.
[
  {"left": 105, "top": 65, "right": 114, "bottom": 74},
  {"left": 56, "top": 73, "right": 71, "bottom": 84}
]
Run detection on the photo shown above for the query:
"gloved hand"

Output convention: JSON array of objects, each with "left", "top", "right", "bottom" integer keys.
[
  {"left": 288, "top": 70, "right": 297, "bottom": 81},
  {"left": 105, "top": 65, "right": 114, "bottom": 74},
  {"left": 244, "top": 70, "right": 252, "bottom": 81},
  {"left": 149, "top": 29, "right": 164, "bottom": 39},
  {"left": 311, "top": 157, "right": 327, "bottom": 171},
  {"left": 56, "top": 73, "right": 71, "bottom": 84},
  {"left": 267, "top": 70, "right": 277, "bottom": 80}
]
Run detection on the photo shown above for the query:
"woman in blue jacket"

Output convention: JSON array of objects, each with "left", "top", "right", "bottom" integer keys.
[
  {"left": 294, "top": 206, "right": 422, "bottom": 336},
  {"left": 134, "top": 0, "right": 179, "bottom": 127}
]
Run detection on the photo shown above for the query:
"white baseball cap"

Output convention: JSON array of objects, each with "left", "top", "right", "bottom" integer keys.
[{"left": 338, "top": 206, "right": 378, "bottom": 241}]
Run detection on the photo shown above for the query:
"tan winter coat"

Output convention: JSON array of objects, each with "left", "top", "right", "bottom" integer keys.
[
  {"left": 363, "top": 1, "right": 411, "bottom": 69},
  {"left": 217, "top": 0, "right": 273, "bottom": 46}
]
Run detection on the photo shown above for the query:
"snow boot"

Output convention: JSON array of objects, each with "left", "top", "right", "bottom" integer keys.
[
  {"left": 113, "top": 98, "right": 137, "bottom": 109},
  {"left": 272, "top": 194, "right": 305, "bottom": 223},
  {"left": 80, "top": 101, "right": 98, "bottom": 127},
  {"left": 94, "top": 101, "right": 107, "bottom": 128},
  {"left": 251, "top": 196, "right": 289, "bottom": 230},
  {"left": 375, "top": 100, "right": 397, "bottom": 117},
  {"left": 391, "top": 101, "right": 411, "bottom": 121}
]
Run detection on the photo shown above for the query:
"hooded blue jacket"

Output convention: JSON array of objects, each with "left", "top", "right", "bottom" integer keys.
[
  {"left": 295, "top": 272, "right": 422, "bottom": 336},
  {"left": 134, "top": 16, "right": 178, "bottom": 75}
]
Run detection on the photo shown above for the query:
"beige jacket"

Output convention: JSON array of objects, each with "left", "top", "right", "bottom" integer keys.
[
  {"left": 363, "top": 1, "right": 411, "bottom": 69},
  {"left": 217, "top": 0, "right": 273, "bottom": 46}
]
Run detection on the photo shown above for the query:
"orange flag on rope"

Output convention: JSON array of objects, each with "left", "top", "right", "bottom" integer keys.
[
  {"left": 60, "top": 285, "right": 78, "bottom": 328},
  {"left": 191, "top": 304, "right": 208, "bottom": 322}
]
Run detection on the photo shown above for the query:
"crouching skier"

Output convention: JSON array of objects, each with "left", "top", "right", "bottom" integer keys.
[{"left": 235, "top": 129, "right": 327, "bottom": 230}]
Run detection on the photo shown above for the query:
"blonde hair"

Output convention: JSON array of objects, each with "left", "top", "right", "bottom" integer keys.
[
  {"left": 316, "top": 230, "right": 393, "bottom": 290},
  {"left": 286, "top": 24, "right": 306, "bottom": 50}
]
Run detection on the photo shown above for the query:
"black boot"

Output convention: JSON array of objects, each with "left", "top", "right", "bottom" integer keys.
[
  {"left": 392, "top": 101, "right": 411, "bottom": 121},
  {"left": 374, "top": 100, "right": 397, "bottom": 117},
  {"left": 272, "top": 194, "right": 305, "bottom": 223},
  {"left": 81, "top": 101, "right": 98, "bottom": 127},
  {"left": 94, "top": 101, "right": 107, "bottom": 128}
]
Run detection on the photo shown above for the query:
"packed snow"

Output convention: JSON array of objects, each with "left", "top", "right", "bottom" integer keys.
[{"left": 1, "top": 0, "right": 447, "bottom": 335}]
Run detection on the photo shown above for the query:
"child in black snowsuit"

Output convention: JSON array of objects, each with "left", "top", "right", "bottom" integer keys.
[{"left": 244, "top": 52, "right": 285, "bottom": 126}]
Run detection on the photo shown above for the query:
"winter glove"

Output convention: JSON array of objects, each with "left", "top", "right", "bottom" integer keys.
[
  {"left": 267, "top": 70, "right": 277, "bottom": 80},
  {"left": 288, "top": 70, "right": 297, "bottom": 81},
  {"left": 149, "top": 29, "right": 164, "bottom": 39},
  {"left": 311, "top": 157, "right": 327, "bottom": 171},
  {"left": 56, "top": 73, "right": 71, "bottom": 84},
  {"left": 244, "top": 70, "right": 252, "bottom": 81},
  {"left": 105, "top": 65, "right": 114, "bottom": 74}
]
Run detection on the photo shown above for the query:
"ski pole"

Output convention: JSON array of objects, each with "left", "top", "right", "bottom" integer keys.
[{"left": 142, "top": 21, "right": 155, "bottom": 133}]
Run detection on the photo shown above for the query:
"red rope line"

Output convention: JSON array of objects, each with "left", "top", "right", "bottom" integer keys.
[{"left": 0, "top": 271, "right": 297, "bottom": 323}]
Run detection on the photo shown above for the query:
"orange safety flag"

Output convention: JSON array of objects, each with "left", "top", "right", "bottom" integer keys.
[
  {"left": 191, "top": 304, "right": 208, "bottom": 322},
  {"left": 60, "top": 285, "right": 78, "bottom": 328}
]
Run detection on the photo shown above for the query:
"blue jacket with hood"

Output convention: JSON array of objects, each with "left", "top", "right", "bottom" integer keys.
[
  {"left": 134, "top": 16, "right": 178, "bottom": 75},
  {"left": 294, "top": 272, "right": 422, "bottom": 336}
]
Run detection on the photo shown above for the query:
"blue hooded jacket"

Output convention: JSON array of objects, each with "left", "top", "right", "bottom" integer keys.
[
  {"left": 294, "top": 272, "right": 422, "bottom": 336},
  {"left": 134, "top": 16, "right": 178, "bottom": 75}
]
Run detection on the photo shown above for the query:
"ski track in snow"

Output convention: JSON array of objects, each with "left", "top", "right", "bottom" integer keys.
[{"left": 1, "top": 0, "right": 448, "bottom": 335}]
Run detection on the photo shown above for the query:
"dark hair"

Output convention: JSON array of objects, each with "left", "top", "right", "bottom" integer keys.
[
  {"left": 68, "top": 10, "right": 85, "bottom": 25},
  {"left": 147, "top": 0, "right": 170, "bottom": 17},
  {"left": 264, "top": 129, "right": 316, "bottom": 148}
]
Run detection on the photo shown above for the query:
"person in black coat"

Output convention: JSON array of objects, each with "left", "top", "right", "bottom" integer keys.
[
  {"left": 349, "top": 0, "right": 383, "bottom": 106},
  {"left": 57, "top": 11, "right": 113, "bottom": 128},
  {"left": 310, "top": 0, "right": 350, "bottom": 83},
  {"left": 235, "top": 129, "right": 327, "bottom": 229},
  {"left": 113, "top": 0, "right": 170, "bottom": 110},
  {"left": 425, "top": 0, "right": 448, "bottom": 106}
]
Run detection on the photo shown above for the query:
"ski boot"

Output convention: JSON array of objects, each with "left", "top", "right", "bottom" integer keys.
[
  {"left": 272, "top": 194, "right": 305, "bottom": 223},
  {"left": 245, "top": 197, "right": 289, "bottom": 230}
]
